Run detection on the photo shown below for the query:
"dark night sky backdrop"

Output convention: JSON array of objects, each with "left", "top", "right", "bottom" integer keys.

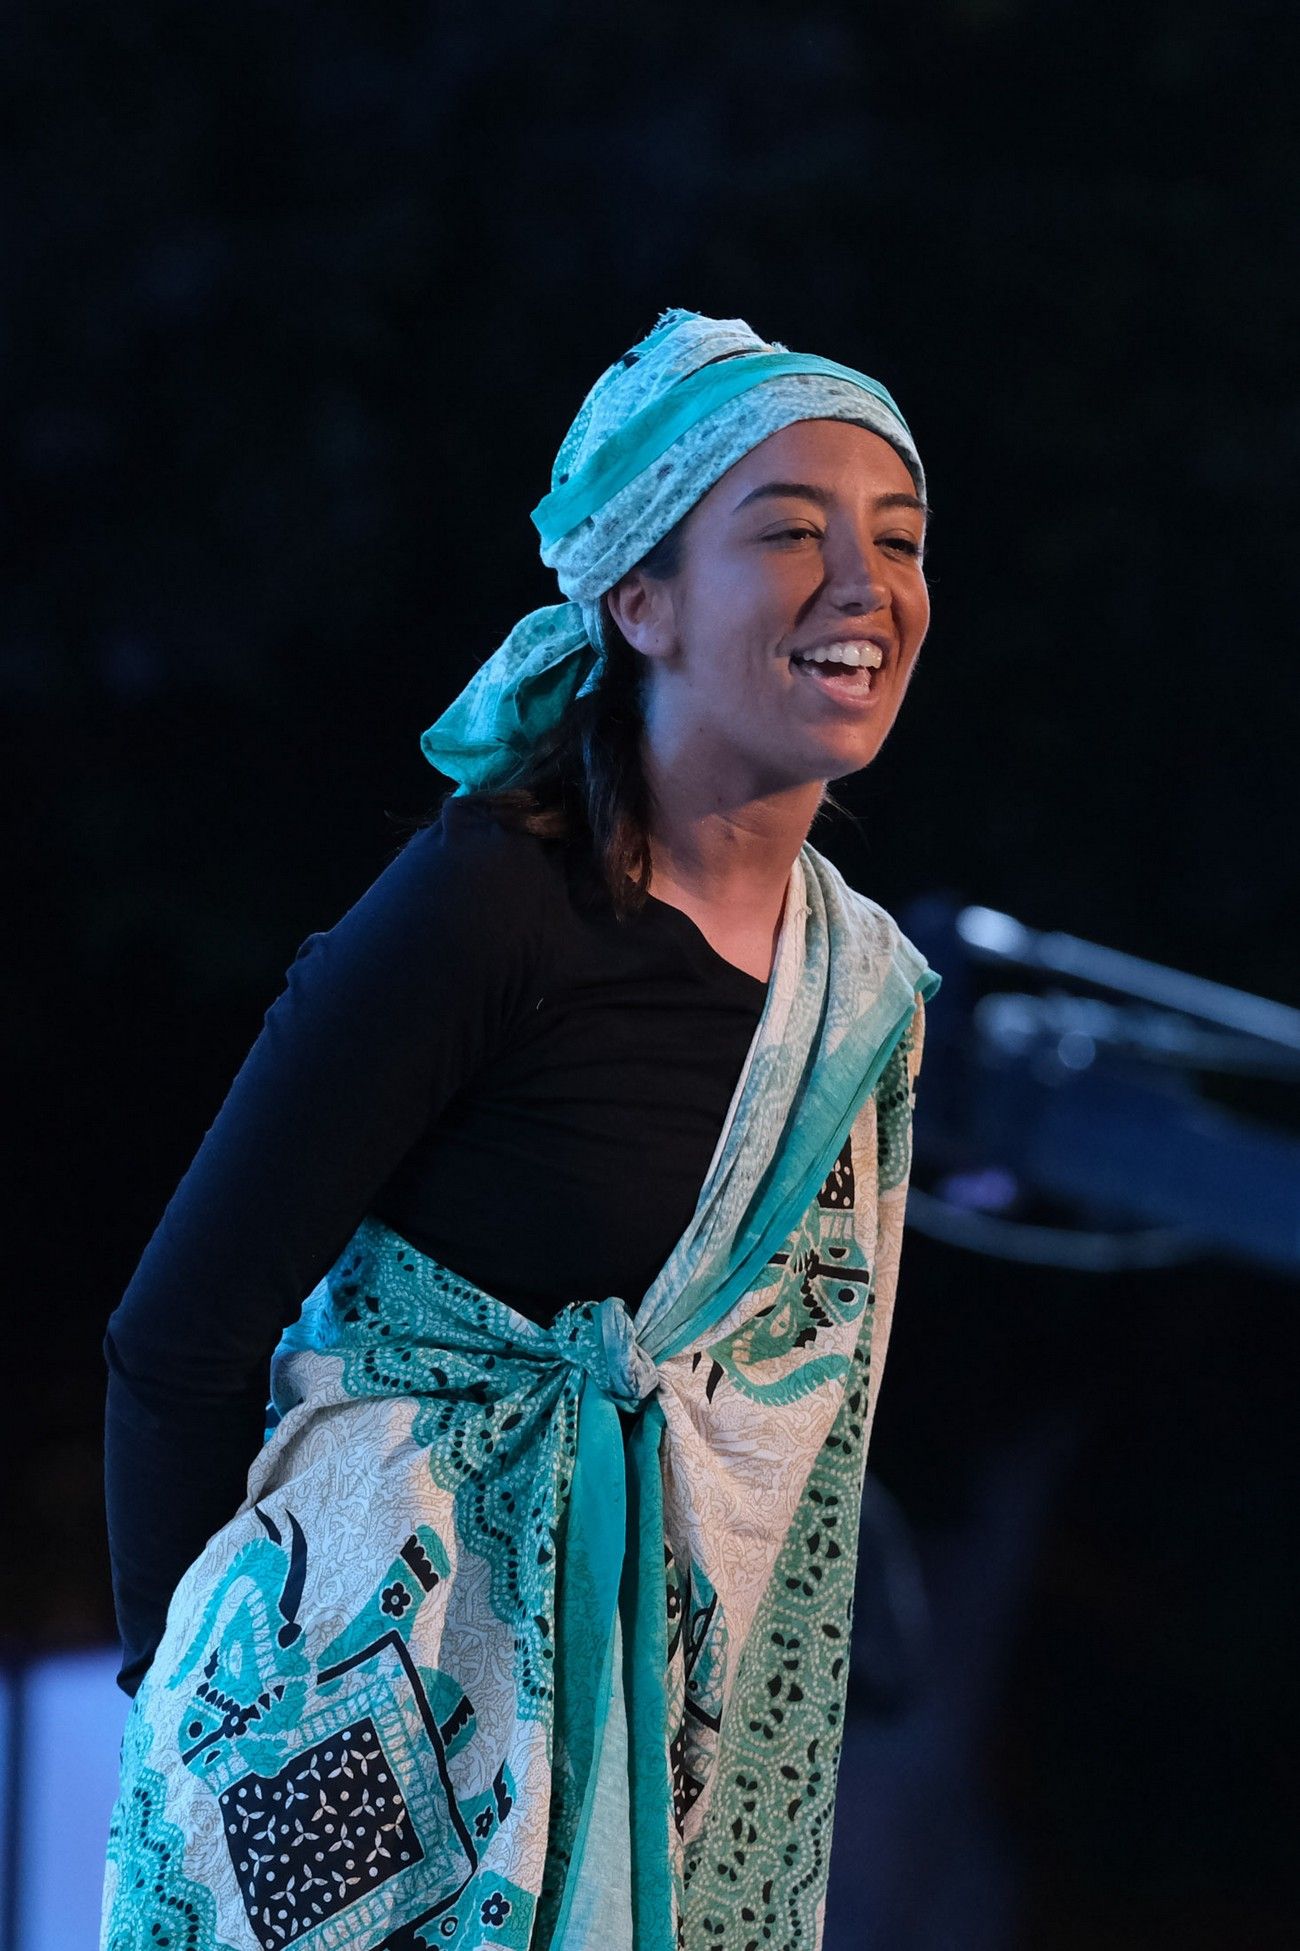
[{"left": 6, "top": 3, "right": 1298, "bottom": 1943}]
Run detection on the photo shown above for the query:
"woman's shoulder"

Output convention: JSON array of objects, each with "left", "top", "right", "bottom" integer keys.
[
  {"left": 380, "top": 793, "right": 587, "bottom": 921},
  {"left": 291, "top": 798, "right": 564, "bottom": 996},
  {"left": 400, "top": 793, "right": 558, "bottom": 883}
]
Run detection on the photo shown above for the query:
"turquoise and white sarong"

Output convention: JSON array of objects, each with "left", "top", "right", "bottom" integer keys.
[{"left": 101, "top": 843, "right": 939, "bottom": 1951}]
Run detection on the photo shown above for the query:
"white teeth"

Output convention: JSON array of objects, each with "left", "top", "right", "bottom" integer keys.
[{"left": 794, "top": 640, "right": 884, "bottom": 668}]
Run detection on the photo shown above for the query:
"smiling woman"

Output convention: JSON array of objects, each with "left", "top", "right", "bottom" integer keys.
[
  {"left": 447, "top": 415, "right": 931, "bottom": 986},
  {"left": 617, "top": 420, "right": 929, "bottom": 784},
  {"left": 100, "top": 307, "right": 941, "bottom": 1951}
]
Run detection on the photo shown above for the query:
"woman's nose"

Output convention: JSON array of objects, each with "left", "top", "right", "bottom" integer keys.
[{"left": 824, "top": 540, "right": 888, "bottom": 612}]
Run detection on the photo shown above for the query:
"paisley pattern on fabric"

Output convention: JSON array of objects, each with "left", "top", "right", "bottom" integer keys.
[
  {"left": 682, "top": 1028, "right": 922, "bottom": 1951},
  {"left": 101, "top": 845, "right": 937, "bottom": 1951},
  {"left": 102, "top": 1705, "right": 230, "bottom": 1950}
]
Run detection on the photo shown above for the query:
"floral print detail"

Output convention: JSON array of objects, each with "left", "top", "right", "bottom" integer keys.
[
  {"left": 215, "top": 1719, "right": 418, "bottom": 1946},
  {"left": 380, "top": 1580, "right": 411, "bottom": 1618},
  {"left": 480, "top": 1889, "right": 512, "bottom": 1928}
]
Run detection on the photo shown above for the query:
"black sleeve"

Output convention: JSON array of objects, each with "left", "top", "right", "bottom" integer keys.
[{"left": 103, "top": 802, "right": 549, "bottom": 1696}]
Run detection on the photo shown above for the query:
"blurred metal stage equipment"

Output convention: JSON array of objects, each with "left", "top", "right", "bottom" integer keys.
[
  {"left": 898, "top": 893, "right": 1300, "bottom": 1276},
  {"left": 830, "top": 895, "right": 1298, "bottom": 1950}
]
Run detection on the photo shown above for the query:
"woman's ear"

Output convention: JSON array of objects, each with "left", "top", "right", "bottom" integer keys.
[{"left": 604, "top": 571, "right": 676, "bottom": 661}]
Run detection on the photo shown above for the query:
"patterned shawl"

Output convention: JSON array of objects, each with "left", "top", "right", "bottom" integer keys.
[{"left": 101, "top": 842, "right": 939, "bottom": 1951}]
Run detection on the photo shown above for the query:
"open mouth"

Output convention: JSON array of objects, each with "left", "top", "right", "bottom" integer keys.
[{"left": 788, "top": 642, "right": 886, "bottom": 702}]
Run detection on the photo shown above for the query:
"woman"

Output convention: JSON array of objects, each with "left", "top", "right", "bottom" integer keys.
[{"left": 101, "top": 306, "right": 941, "bottom": 1951}]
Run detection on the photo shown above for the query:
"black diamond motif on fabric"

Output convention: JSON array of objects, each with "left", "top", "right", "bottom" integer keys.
[
  {"left": 670, "top": 1724, "right": 705, "bottom": 1834},
  {"left": 220, "top": 1716, "right": 422, "bottom": 1946},
  {"left": 817, "top": 1138, "right": 855, "bottom": 1211}
]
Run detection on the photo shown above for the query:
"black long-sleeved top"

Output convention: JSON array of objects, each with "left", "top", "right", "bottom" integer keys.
[{"left": 104, "top": 798, "right": 768, "bottom": 1694}]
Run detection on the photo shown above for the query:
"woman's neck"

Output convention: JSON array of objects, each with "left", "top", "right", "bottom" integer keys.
[{"left": 641, "top": 755, "right": 825, "bottom": 982}]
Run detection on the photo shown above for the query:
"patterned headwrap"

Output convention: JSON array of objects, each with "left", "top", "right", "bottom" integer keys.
[{"left": 420, "top": 306, "right": 924, "bottom": 790}]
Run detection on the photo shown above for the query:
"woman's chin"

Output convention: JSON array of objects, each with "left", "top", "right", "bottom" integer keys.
[{"left": 807, "top": 727, "right": 888, "bottom": 782}]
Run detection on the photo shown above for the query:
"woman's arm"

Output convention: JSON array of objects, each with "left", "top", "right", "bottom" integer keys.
[{"left": 104, "top": 805, "right": 547, "bottom": 1695}]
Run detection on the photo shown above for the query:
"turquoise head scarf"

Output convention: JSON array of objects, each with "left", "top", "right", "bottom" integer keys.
[{"left": 420, "top": 306, "right": 924, "bottom": 790}]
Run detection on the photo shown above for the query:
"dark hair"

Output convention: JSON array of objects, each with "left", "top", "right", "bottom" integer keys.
[{"left": 436, "top": 518, "right": 689, "bottom": 919}]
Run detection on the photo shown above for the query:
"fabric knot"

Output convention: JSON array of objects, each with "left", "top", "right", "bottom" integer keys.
[{"left": 556, "top": 1296, "right": 659, "bottom": 1414}]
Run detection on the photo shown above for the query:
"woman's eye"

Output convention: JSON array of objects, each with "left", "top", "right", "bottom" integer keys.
[{"left": 765, "top": 527, "right": 924, "bottom": 560}]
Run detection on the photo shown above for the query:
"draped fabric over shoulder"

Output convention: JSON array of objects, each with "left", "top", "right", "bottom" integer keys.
[
  {"left": 101, "top": 307, "right": 941, "bottom": 1950},
  {"left": 102, "top": 849, "right": 938, "bottom": 1950}
]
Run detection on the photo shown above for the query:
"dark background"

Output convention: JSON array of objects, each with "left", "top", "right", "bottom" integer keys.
[{"left": 7, "top": 3, "right": 1298, "bottom": 1944}]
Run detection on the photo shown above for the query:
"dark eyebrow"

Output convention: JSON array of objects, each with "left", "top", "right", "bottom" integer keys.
[{"left": 732, "top": 481, "right": 929, "bottom": 520}]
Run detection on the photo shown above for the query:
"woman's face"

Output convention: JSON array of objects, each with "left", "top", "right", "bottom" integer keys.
[{"left": 610, "top": 419, "right": 930, "bottom": 798}]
